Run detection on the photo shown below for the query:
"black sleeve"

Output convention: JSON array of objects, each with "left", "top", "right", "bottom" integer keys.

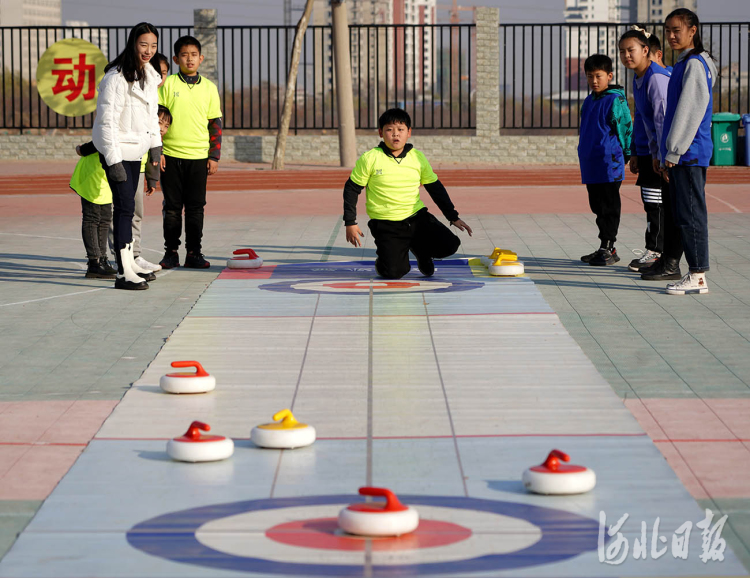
[
  {"left": 423, "top": 180, "right": 459, "bottom": 222},
  {"left": 79, "top": 141, "right": 97, "bottom": 156},
  {"left": 343, "top": 178, "right": 364, "bottom": 226},
  {"left": 208, "top": 117, "right": 222, "bottom": 161}
]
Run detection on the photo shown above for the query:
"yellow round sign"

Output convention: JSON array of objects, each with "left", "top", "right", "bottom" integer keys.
[{"left": 36, "top": 38, "right": 109, "bottom": 117}]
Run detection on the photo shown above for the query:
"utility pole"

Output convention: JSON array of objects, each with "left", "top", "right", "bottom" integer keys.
[{"left": 331, "top": 0, "right": 357, "bottom": 167}]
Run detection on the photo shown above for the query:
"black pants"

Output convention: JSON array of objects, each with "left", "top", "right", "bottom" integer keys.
[
  {"left": 662, "top": 174, "right": 685, "bottom": 262},
  {"left": 586, "top": 181, "right": 622, "bottom": 244},
  {"left": 635, "top": 155, "right": 664, "bottom": 253},
  {"left": 99, "top": 156, "right": 140, "bottom": 252},
  {"left": 367, "top": 208, "right": 460, "bottom": 279},
  {"left": 80, "top": 197, "right": 112, "bottom": 260},
  {"left": 161, "top": 155, "right": 208, "bottom": 254}
]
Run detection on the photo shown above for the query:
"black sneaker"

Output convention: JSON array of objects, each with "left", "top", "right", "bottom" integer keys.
[
  {"left": 581, "top": 250, "right": 598, "bottom": 263},
  {"left": 160, "top": 251, "right": 180, "bottom": 269},
  {"left": 641, "top": 257, "right": 682, "bottom": 281},
  {"left": 85, "top": 259, "right": 115, "bottom": 280},
  {"left": 415, "top": 253, "right": 435, "bottom": 277},
  {"left": 98, "top": 256, "right": 117, "bottom": 275},
  {"left": 184, "top": 252, "right": 211, "bottom": 269},
  {"left": 589, "top": 247, "right": 620, "bottom": 266}
]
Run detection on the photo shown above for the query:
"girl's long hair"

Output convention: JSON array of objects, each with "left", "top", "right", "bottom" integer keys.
[
  {"left": 105, "top": 22, "right": 159, "bottom": 83},
  {"left": 665, "top": 8, "right": 711, "bottom": 59}
]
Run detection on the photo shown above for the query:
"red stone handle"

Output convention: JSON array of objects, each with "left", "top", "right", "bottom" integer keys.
[
  {"left": 184, "top": 421, "right": 210, "bottom": 439},
  {"left": 233, "top": 248, "right": 259, "bottom": 258},
  {"left": 358, "top": 487, "right": 407, "bottom": 511},
  {"left": 542, "top": 449, "right": 570, "bottom": 471},
  {"left": 170, "top": 361, "right": 209, "bottom": 377}
]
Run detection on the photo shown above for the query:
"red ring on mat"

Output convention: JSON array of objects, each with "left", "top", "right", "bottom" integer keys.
[{"left": 265, "top": 517, "right": 472, "bottom": 552}]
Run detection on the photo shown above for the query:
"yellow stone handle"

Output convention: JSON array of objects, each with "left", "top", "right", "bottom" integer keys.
[{"left": 272, "top": 409, "right": 299, "bottom": 427}]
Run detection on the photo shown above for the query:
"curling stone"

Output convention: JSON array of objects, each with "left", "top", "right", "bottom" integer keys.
[
  {"left": 481, "top": 248, "right": 517, "bottom": 267},
  {"left": 166, "top": 421, "right": 234, "bottom": 462},
  {"left": 488, "top": 255, "right": 525, "bottom": 277},
  {"left": 338, "top": 487, "right": 419, "bottom": 537},
  {"left": 227, "top": 248, "right": 263, "bottom": 269},
  {"left": 159, "top": 361, "right": 216, "bottom": 394},
  {"left": 250, "top": 409, "right": 316, "bottom": 449},
  {"left": 522, "top": 449, "right": 596, "bottom": 495}
]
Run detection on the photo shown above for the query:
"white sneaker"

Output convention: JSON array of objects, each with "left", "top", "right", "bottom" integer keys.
[
  {"left": 135, "top": 256, "right": 162, "bottom": 272},
  {"left": 666, "top": 272, "right": 708, "bottom": 295},
  {"left": 628, "top": 249, "right": 660, "bottom": 272}
]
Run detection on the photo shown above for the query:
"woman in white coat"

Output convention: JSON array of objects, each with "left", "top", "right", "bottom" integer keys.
[{"left": 93, "top": 22, "right": 162, "bottom": 290}]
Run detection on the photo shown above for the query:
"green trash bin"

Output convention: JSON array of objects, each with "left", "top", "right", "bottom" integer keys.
[{"left": 711, "top": 112, "right": 741, "bottom": 166}]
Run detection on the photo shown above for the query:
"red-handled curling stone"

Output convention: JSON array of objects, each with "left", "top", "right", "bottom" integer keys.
[
  {"left": 522, "top": 449, "right": 596, "bottom": 495},
  {"left": 166, "top": 421, "right": 234, "bottom": 462},
  {"left": 338, "top": 487, "right": 419, "bottom": 537},
  {"left": 159, "top": 361, "right": 216, "bottom": 394},
  {"left": 227, "top": 248, "right": 263, "bottom": 269}
]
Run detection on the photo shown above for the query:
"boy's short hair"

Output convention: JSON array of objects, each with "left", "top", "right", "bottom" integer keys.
[
  {"left": 584, "top": 54, "right": 613, "bottom": 74},
  {"left": 647, "top": 34, "right": 662, "bottom": 55},
  {"left": 158, "top": 105, "right": 172, "bottom": 124},
  {"left": 378, "top": 108, "right": 411, "bottom": 130},
  {"left": 174, "top": 35, "right": 201, "bottom": 56}
]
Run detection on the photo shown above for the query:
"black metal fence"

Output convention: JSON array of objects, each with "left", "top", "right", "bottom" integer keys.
[
  {"left": 0, "top": 23, "right": 474, "bottom": 132},
  {"left": 500, "top": 21, "right": 750, "bottom": 130},
  {"left": 1, "top": 22, "right": 748, "bottom": 133}
]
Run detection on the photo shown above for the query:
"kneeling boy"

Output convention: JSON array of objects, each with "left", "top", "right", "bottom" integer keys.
[{"left": 344, "top": 108, "right": 472, "bottom": 279}]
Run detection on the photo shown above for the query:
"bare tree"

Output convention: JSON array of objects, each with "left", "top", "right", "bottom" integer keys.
[{"left": 272, "top": 0, "right": 315, "bottom": 170}]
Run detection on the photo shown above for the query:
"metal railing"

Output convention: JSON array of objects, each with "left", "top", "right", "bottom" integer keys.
[
  {"left": 500, "top": 21, "right": 750, "bottom": 130},
  {"left": 0, "top": 23, "right": 475, "bottom": 132},
  {"left": 0, "top": 26, "right": 191, "bottom": 131}
]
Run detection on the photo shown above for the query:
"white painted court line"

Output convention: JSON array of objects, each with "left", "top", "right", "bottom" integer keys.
[{"left": 707, "top": 192, "right": 743, "bottom": 213}]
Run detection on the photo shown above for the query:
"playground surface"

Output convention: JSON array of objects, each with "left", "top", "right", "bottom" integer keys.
[{"left": 0, "top": 162, "right": 749, "bottom": 577}]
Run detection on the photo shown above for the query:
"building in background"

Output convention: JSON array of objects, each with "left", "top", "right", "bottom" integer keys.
[
  {"left": 0, "top": 0, "right": 62, "bottom": 79},
  {"left": 635, "top": 0, "right": 698, "bottom": 23},
  {"left": 563, "top": 0, "right": 629, "bottom": 93}
]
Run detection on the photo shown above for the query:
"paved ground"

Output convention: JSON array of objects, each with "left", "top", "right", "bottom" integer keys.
[{"left": 0, "top": 163, "right": 749, "bottom": 573}]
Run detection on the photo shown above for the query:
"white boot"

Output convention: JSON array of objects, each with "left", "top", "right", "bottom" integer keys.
[
  {"left": 666, "top": 272, "right": 708, "bottom": 295},
  {"left": 115, "top": 243, "right": 148, "bottom": 290},
  {"left": 127, "top": 243, "right": 156, "bottom": 281}
]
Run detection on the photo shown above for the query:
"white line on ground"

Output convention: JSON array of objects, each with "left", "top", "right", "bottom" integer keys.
[
  {"left": 706, "top": 192, "right": 743, "bottom": 213},
  {"left": 0, "top": 287, "right": 108, "bottom": 307}
]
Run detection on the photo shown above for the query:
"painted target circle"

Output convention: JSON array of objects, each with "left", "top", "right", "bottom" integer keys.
[
  {"left": 127, "top": 494, "right": 602, "bottom": 576},
  {"left": 259, "top": 278, "right": 484, "bottom": 295}
]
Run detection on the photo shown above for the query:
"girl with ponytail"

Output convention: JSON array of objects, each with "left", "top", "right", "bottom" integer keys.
[{"left": 660, "top": 9, "right": 717, "bottom": 295}]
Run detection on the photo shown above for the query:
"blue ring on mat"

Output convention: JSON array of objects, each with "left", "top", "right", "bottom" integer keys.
[
  {"left": 258, "top": 278, "right": 484, "bottom": 295},
  {"left": 127, "top": 494, "right": 602, "bottom": 576}
]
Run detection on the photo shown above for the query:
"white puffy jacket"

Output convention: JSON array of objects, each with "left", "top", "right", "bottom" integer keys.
[{"left": 92, "top": 64, "right": 162, "bottom": 167}]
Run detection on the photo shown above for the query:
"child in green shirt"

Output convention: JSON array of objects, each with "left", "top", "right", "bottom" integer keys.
[{"left": 343, "top": 108, "right": 472, "bottom": 279}]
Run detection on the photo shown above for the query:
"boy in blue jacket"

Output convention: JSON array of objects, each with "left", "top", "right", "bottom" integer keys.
[{"left": 578, "top": 54, "right": 633, "bottom": 267}]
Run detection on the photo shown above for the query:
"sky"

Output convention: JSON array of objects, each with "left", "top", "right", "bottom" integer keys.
[{"left": 61, "top": 0, "right": 749, "bottom": 26}]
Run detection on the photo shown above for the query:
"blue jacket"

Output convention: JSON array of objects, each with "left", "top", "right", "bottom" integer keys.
[
  {"left": 578, "top": 86, "right": 633, "bottom": 184},
  {"left": 661, "top": 52, "right": 715, "bottom": 166},
  {"left": 633, "top": 62, "right": 670, "bottom": 159}
]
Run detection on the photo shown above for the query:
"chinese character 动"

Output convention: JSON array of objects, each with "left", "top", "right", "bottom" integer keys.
[{"left": 51, "top": 53, "right": 96, "bottom": 102}]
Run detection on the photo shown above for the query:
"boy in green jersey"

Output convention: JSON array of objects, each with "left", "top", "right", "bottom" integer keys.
[
  {"left": 158, "top": 35, "right": 222, "bottom": 269},
  {"left": 343, "top": 108, "right": 472, "bottom": 279}
]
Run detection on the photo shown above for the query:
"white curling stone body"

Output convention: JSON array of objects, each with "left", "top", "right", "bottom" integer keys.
[
  {"left": 251, "top": 425, "right": 316, "bottom": 449},
  {"left": 167, "top": 437, "right": 234, "bottom": 462},
  {"left": 522, "top": 467, "right": 596, "bottom": 494},
  {"left": 160, "top": 374, "right": 216, "bottom": 394},
  {"left": 489, "top": 261, "right": 524, "bottom": 276},
  {"left": 227, "top": 257, "right": 263, "bottom": 269},
  {"left": 338, "top": 506, "right": 419, "bottom": 537}
]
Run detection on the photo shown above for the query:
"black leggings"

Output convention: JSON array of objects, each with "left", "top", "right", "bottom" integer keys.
[{"left": 99, "top": 155, "right": 141, "bottom": 252}]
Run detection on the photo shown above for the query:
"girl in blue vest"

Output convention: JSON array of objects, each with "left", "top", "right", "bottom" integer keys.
[
  {"left": 618, "top": 27, "right": 677, "bottom": 278},
  {"left": 660, "top": 8, "right": 717, "bottom": 295}
]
